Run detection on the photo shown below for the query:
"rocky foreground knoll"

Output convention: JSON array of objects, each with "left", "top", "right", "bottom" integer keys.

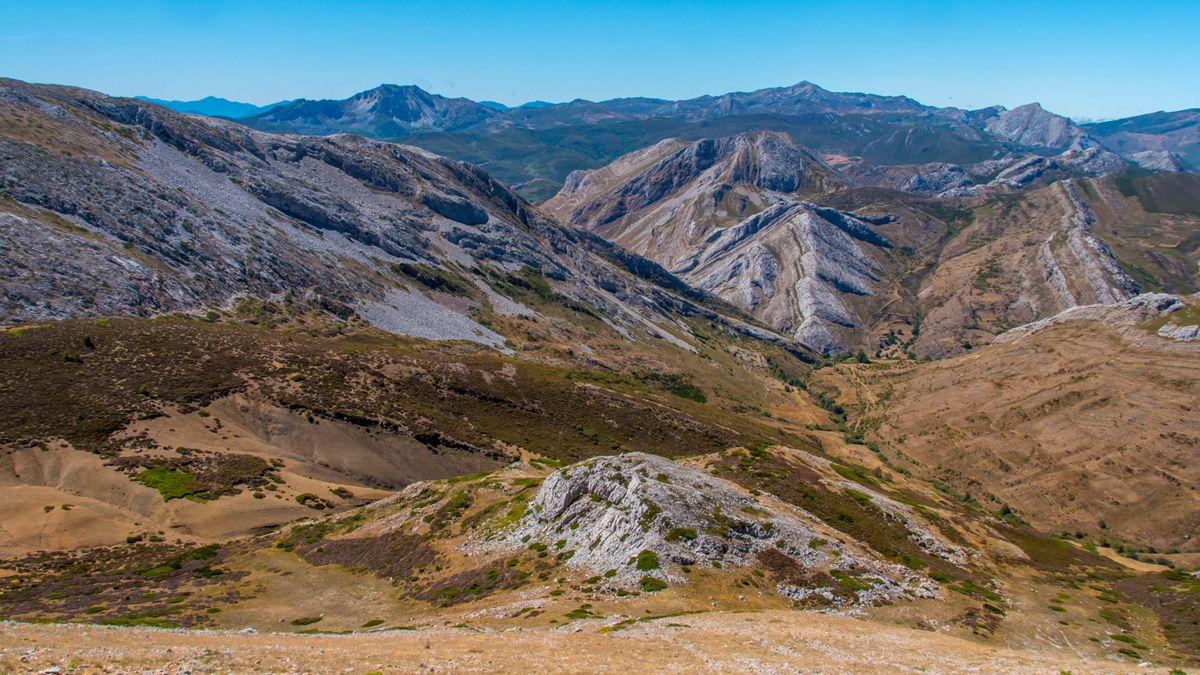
[{"left": 493, "top": 452, "right": 942, "bottom": 606}]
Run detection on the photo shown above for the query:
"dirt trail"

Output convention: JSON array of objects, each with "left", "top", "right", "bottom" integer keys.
[{"left": 0, "top": 611, "right": 1131, "bottom": 673}]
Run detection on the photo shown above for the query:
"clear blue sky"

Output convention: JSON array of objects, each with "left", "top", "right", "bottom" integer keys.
[{"left": 1, "top": 0, "right": 1196, "bottom": 120}]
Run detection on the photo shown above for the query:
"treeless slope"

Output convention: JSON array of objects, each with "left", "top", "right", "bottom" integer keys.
[
  {"left": 0, "top": 611, "right": 1125, "bottom": 674},
  {"left": 817, "top": 296, "right": 1200, "bottom": 552}
]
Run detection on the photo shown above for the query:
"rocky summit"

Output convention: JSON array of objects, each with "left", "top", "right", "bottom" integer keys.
[{"left": 499, "top": 452, "right": 945, "bottom": 606}]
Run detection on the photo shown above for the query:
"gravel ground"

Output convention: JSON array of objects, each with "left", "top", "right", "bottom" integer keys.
[{"left": 0, "top": 611, "right": 1131, "bottom": 674}]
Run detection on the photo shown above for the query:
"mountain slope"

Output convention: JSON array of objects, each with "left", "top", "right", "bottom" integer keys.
[
  {"left": 546, "top": 132, "right": 897, "bottom": 352},
  {"left": 813, "top": 293, "right": 1200, "bottom": 554},
  {"left": 0, "top": 77, "right": 826, "bottom": 555},
  {"left": 1084, "top": 108, "right": 1200, "bottom": 169},
  {"left": 547, "top": 126, "right": 1193, "bottom": 357},
  {"left": 1, "top": 77, "right": 785, "bottom": 355}
]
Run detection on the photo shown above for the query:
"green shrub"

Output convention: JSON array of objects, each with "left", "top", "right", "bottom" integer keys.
[
  {"left": 135, "top": 468, "right": 195, "bottom": 501},
  {"left": 637, "top": 373, "right": 707, "bottom": 403},
  {"left": 844, "top": 489, "right": 873, "bottom": 507},
  {"left": 665, "top": 527, "right": 697, "bottom": 542},
  {"left": 635, "top": 550, "right": 660, "bottom": 571},
  {"left": 290, "top": 616, "right": 322, "bottom": 626},
  {"left": 949, "top": 580, "right": 1002, "bottom": 601},
  {"left": 639, "top": 576, "right": 668, "bottom": 592},
  {"left": 393, "top": 263, "right": 469, "bottom": 295},
  {"left": 193, "top": 565, "right": 224, "bottom": 578}
]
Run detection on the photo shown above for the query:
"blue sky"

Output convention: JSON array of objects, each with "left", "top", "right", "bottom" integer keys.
[{"left": 1, "top": 0, "right": 1196, "bottom": 120}]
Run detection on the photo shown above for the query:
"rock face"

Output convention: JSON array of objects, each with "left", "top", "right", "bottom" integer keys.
[
  {"left": 1129, "top": 150, "right": 1189, "bottom": 172},
  {"left": 988, "top": 145, "right": 1125, "bottom": 189},
  {"left": 1004, "top": 180, "right": 1140, "bottom": 318},
  {"left": 832, "top": 160, "right": 975, "bottom": 196},
  {"left": 984, "top": 103, "right": 1084, "bottom": 150},
  {"left": 671, "top": 202, "right": 891, "bottom": 353},
  {"left": 546, "top": 132, "right": 895, "bottom": 353},
  {"left": 0, "top": 78, "right": 773, "bottom": 350},
  {"left": 1158, "top": 322, "right": 1200, "bottom": 341},
  {"left": 992, "top": 293, "right": 1184, "bottom": 344},
  {"left": 547, "top": 131, "right": 847, "bottom": 246},
  {"left": 504, "top": 453, "right": 934, "bottom": 605}
]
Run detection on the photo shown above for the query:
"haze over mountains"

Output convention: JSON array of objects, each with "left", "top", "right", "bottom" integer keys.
[
  {"left": 134, "top": 96, "right": 290, "bottom": 119},
  {"left": 2, "top": 72, "right": 1200, "bottom": 671}
]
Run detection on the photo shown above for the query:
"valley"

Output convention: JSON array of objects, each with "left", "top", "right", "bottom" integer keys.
[{"left": 1, "top": 72, "right": 1198, "bottom": 673}]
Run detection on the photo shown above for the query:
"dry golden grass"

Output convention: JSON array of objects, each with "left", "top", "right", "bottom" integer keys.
[{"left": 0, "top": 609, "right": 1133, "bottom": 673}]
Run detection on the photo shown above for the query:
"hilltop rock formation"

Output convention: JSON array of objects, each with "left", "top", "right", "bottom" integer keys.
[
  {"left": 829, "top": 159, "right": 975, "bottom": 196},
  {"left": 502, "top": 452, "right": 938, "bottom": 605},
  {"left": 992, "top": 292, "right": 1188, "bottom": 344},
  {"left": 1129, "top": 149, "right": 1190, "bottom": 172}
]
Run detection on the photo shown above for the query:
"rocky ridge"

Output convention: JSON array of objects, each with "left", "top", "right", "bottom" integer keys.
[
  {"left": 670, "top": 201, "right": 892, "bottom": 353},
  {"left": 992, "top": 292, "right": 1191, "bottom": 344},
  {"left": 983, "top": 103, "right": 1084, "bottom": 150},
  {"left": 0, "top": 78, "right": 784, "bottom": 352},
  {"left": 546, "top": 133, "right": 892, "bottom": 352},
  {"left": 495, "top": 452, "right": 939, "bottom": 606}
]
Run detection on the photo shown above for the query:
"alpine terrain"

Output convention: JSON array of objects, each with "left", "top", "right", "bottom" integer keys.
[{"left": 1, "top": 68, "right": 1198, "bottom": 673}]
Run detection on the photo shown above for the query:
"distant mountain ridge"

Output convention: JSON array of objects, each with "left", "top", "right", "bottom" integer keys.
[
  {"left": 143, "top": 81, "right": 1199, "bottom": 201},
  {"left": 239, "top": 80, "right": 933, "bottom": 134},
  {"left": 1083, "top": 108, "right": 1200, "bottom": 170},
  {"left": 243, "top": 84, "right": 499, "bottom": 136},
  {"left": 134, "top": 95, "right": 289, "bottom": 119}
]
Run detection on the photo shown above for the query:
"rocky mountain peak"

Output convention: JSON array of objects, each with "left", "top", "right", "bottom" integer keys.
[
  {"left": 242, "top": 83, "right": 497, "bottom": 136},
  {"left": 546, "top": 132, "right": 846, "bottom": 232},
  {"left": 986, "top": 102, "right": 1084, "bottom": 149}
]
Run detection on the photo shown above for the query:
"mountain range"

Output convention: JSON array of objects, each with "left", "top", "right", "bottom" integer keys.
[
  {"left": 134, "top": 95, "right": 290, "bottom": 119},
  {"left": 142, "top": 81, "right": 1196, "bottom": 200},
  {"left": 2, "top": 75, "right": 1199, "bottom": 669}
]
